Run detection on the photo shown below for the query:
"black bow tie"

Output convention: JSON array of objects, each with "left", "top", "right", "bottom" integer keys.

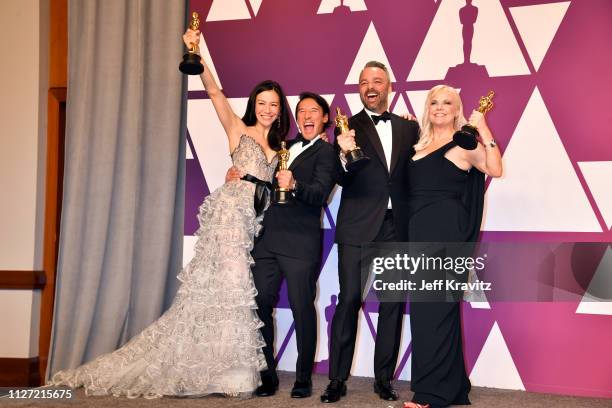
[
  {"left": 294, "top": 134, "right": 311, "bottom": 147},
  {"left": 371, "top": 111, "right": 391, "bottom": 125}
]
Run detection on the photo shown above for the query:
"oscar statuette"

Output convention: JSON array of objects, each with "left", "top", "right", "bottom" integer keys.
[
  {"left": 453, "top": 90, "right": 495, "bottom": 150},
  {"left": 272, "top": 141, "right": 292, "bottom": 204},
  {"left": 179, "top": 12, "right": 205, "bottom": 75},
  {"left": 335, "top": 107, "right": 370, "bottom": 172}
]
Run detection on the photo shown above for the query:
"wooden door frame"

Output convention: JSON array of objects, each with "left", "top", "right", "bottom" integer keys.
[{"left": 39, "top": 0, "right": 67, "bottom": 381}]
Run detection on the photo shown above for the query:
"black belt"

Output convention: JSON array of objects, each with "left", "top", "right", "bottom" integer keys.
[{"left": 241, "top": 174, "right": 272, "bottom": 217}]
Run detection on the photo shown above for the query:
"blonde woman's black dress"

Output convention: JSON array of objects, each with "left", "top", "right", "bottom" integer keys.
[{"left": 405, "top": 141, "right": 484, "bottom": 408}]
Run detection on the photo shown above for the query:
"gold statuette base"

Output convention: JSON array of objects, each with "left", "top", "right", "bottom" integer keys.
[
  {"left": 345, "top": 147, "right": 370, "bottom": 172},
  {"left": 273, "top": 188, "right": 292, "bottom": 205},
  {"left": 179, "top": 52, "right": 204, "bottom": 75}
]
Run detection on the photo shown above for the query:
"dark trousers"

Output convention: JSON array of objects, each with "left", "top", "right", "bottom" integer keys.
[
  {"left": 329, "top": 210, "right": 405, "bottom": 382},
  {"left": 251, "top": 238, "right": 319, "bottom": 384}
]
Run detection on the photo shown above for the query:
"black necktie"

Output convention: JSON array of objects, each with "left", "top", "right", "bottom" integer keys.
[
  {"left": 294, "top": 134, "right": 311, "bottom": 147},
  {"left": 371, "top": 111, "right": 391, "bottom": 125}
]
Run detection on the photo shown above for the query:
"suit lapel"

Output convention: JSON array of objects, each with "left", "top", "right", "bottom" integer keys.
[
  {"left": 389, "top": 115, "right": 402, "bottom": 176},
  {"left": 289, "top": 139, "right": 322, "bottom": 171},
  {"left": 356, "top": 110, "right": 387, "bottom": 173}
]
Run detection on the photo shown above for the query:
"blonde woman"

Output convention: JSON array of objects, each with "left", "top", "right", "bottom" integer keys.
[{"left": 403, "top": 85, "right": 502, "bottom": 408}]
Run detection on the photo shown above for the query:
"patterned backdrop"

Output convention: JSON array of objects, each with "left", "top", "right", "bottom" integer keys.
[{"left": 182, "top": 0, "right": 612, "bottom": 398}]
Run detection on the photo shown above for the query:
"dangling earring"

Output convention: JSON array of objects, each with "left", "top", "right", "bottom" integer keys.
[{"left": 277, "top": 117, "right": 281, "bottom": 129}]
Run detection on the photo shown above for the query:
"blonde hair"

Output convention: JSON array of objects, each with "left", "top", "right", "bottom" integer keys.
[{"left": 414, "top": 85, "right": 467, "bottom": 152}]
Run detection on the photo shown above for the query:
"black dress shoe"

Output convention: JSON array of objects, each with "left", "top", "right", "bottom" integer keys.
[
  {"left": 290, "top": 380, "right": 312, "bottom": 398},
  {"left": 374, "top": 380, "right": 399, "bottom": 401},
  {"left": 255, "top": 377, "right": 278, "bottom": 397},
  {"left": 320, "top": 379, "right": 347, "bottom": 403}
]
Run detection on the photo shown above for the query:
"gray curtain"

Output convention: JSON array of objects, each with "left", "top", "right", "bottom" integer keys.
[{"left": 47, "top": 0, "right": 187, "bottom": 378}]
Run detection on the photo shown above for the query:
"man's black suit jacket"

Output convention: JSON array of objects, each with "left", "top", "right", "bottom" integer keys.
[
  {"left": 334, "top": 109, "right": 420, "bottom": 244},
  {"left": 258, "top": 137, "right": 339, "bottom": 260}
]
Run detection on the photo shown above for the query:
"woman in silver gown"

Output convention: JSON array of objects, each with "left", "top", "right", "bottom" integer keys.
[{"left": 49, "top": 28, "right": 291, "bottom": 398}]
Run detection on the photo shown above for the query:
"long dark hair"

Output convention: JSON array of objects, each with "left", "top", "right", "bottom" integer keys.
[{"left": 241, "top": 80, "right": 290, "bottom": 151}]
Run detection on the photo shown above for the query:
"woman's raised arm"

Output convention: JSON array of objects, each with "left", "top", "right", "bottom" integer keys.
[{"left": 182, "top": 29, "right": 246, "bottom": 149}]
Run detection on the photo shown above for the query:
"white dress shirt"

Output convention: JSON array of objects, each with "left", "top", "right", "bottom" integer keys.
[
  {"left": 364, "top": 108, "right": 393, "bottom": 171},
  {"left": 287, "top": 134, "right": 321, "bottom": 168},
  {"left": 365, "top": 108, "right": 393, "bottom": 209}
]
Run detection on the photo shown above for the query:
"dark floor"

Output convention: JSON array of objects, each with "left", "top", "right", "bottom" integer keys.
[{"left": 1, "top": 372, "right": 610, "bottom": 407}]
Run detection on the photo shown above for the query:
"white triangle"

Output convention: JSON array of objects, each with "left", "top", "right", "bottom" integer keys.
[
  {"left": 186, "top": 140, "right": 194, "bottom": 159},
  {"left": 469, "top": 322, "right": 525, "bottom": 390},
  {"left": 206, "top": 0, "right": 251, "bottom": 21},
  {"left": 391, "top": 93, "right": 409, "bottom": 116},
  {"left": 248, "top": 0, "right": 263, "bottom": 16},
  {"left": 345, "top": 22, "right": 396, "bottom": 84},
  {"left": 322, "top": 94, "right": 337, "bottom": 107},
  {"left": 317, "top": 0, "right": 367, "bottom": 14},
  {"left": 317, "top": 0, "right": 338, "bottom": 14},
  {"left": 408, "top": 0, "right": 529, "bottom": 81},
  {"left": 323, "top": 186, "right": 342, "bottom": 228},
  {"left": 186, "top": 98, "right": 249, "bottom": 191},
  {"left": 314, "top": 244, "right": 340, "bottom": 362},
  {"left": 576, "top": 246, "right": 612, "bottom": 316},
  {"left": 471, "top": 0, "right": 531, "bottom": 76},
  {"left": 351, "top": 311, "right": 378, "bottom": 376},
  {"left": 406, "top": 90, "right": 430, "bottom": 124},
  {"left": 510, "top": 2, "right": 570, "bottom": 71},
  {"left": 397, "top": 353, "right": 412, "bottom": 381},
  {"left": 578, "top": 161, "right": 612, "bottom": 230},
  {"left": 274, "top": 308, "right": 298, "bottom": 371},
  {"left": 483, "top": 88, "right": 600, "bottom": 232},
  {"left": 469, "top": 301, "right": 491, "bottom": 310},
  {"left": 287, "top": 95, "right": 303, "bottom": 120},
  {"left": 344, "top": 93, "right": 365, "bottom": 116},
  {"left": 576, "top": 297, "right": 612, "bottom": 316},
  {"left": 182, "top": 236, "right": 198, "bottom": 265},
  {"left": 187, "top": 34, "right": 222, "bottom": 91},
  {"left": 344, "top": 0, "right": 367, "bottom": 11},
  {"left": 407, "top": 0, "right": 465, "bottom": 81},
  {"left": 396, "top": 314, "right": 413, "bottom": 381}
]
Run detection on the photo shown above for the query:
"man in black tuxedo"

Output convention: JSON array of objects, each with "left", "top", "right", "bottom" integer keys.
[
  {"left": 249, "top": 92, "right": 339, "bottom": 398},
  {"left": 321, "top": 61, "right": 420, "bottom": 403}
]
